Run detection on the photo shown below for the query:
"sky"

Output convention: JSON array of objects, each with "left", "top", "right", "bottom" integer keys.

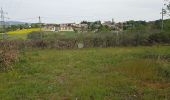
[{"left": 0, "top": 0, "right": 166, "bottom": 23}]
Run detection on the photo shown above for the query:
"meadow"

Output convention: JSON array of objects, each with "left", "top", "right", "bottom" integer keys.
[{"left": 0, "top": 46, "right": 169, "bottom": 100}]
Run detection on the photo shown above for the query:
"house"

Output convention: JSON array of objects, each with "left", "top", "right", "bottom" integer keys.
[
  {"left": 44, "top": 23, "right": 75, "bottom": 32},
  {"left": 102, "top": 21, "right": 115, "bottom": 28},
  {"left": 115, "top": 22, "right": 124, "bottom": 31},
  {"left": 44, "top": 24, "right": 58, "bottom": 32},
  {"left": 73, "top": 23, "right": 88, "bottom": 32},
  {"left": 58, "top": 23, "right": 75, "bottom": 32},
  {"left": 74, "top": 23, "right": 88, "bottom": 28}
]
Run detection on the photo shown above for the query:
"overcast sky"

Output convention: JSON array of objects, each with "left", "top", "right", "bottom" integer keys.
[{"left": 0, "top": 0, "right": 165, "bottom": 23}]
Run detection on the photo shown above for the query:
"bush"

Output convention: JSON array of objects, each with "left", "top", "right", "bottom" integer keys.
[
  {"left": 27, "top": 31, "right": 45, "bottom": 40},
  {"left": 149, "top": 32, "right": 170, "bottom": 44}
]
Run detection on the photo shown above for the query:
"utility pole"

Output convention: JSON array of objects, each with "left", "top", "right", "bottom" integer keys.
[
  {"left": 112, "top": 18, "right": 114, "bottom": 24},
  {"left": 38, "top": 16, "right": 43, "bottom": 39},
  {"left": 0, "top": 8, "right": 8, "bottom": 40},
  {"left": 38, "top": 16, "right": 42, "bottom": 31}
]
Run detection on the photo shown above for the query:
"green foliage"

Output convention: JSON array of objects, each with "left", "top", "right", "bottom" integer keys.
[
  {"left": 164, "top": 19, "right": 170, "bottom": 31},
  {"left": 122, "top": 19, "right": 170, "bottom": 32},
  {"left": 88, "top": 21, "right": 102, "bottom": 31},
  {"left": 6, "top": 23, "right": 31, "bottom": 32},
  {"left": 123, "top": 20, "right": 147, "bottom": 30},
  {"left": 31, "top": 23, "right": 40, "bottom": 28},
  {"left": 164, "top": 0, "right": 170, "bottom": 14},
  {"left": 25, "top": 30, "right": 169, "bottom": 48}
]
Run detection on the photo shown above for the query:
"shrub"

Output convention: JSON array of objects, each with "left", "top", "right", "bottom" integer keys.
[
  {"left": 27, "top": 31, "right": 45, "bottom": 40},
  {"left": 149, "top": 32, "right": 170, "bottom": 44}
]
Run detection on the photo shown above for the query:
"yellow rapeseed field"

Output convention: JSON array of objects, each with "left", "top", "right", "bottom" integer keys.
[{"left": 8, "top": 28, "right": 41, "bottom": 35}]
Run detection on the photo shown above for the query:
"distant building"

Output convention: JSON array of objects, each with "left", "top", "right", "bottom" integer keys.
[
  {"left": 58, "top": 23, "right": 75, "bottom": 32},
  {"left": 102, "top": 19, "right": 116, "bottom": 29},
  {"left": 44, "top": 23, "right": 75, "bottom": 32},
  {"left": 102, "top": 19, "right": 125, "bottom": 31},
  {"left": 115, "top": 22, "right": 124, "bottom": 31},
  {"left": 44, "top": 24, "right": 58, "bottom": 32},
  {"left": 73, "top": 23, "right": 88, "bottom": 32},
  {"left": 74, "top": 23, "right": 88, "bottom": 28}
]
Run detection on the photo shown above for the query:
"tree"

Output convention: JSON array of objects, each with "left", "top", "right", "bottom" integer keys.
[
  {"left": 31, "top": 23, "right": 40, "bottom": 28},
  {"left": 164, "top": 0, "right": 170, "bottom": 15}
]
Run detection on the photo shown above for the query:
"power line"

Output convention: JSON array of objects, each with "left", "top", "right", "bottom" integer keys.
[
  {"left": 0, "top": 8, "right": 5, "bottom": 32},
  {"left": 161, "top": 8, "right": 166, "bottom": 31},
  {"left": 7, "top": 17, "right": 38, "bottom": 22},
  {"left": 0, "top": 8, "right": 8, "bottom": 40}
]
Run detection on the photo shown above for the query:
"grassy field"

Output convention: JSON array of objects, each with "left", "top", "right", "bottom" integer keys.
[{"left": 0, "top": 46, "right": 170, "bottom": 100}]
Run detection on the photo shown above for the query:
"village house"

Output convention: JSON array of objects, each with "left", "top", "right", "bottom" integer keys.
[
  {"left": 115, "top": 22, "right": 124, "bottom": 31},
  {"left": 73, "top": 23, "right": 88, "bottom": 32},
  {"left": 44, "top": 23, "right": 75, "bottom": 32},
  {"left": 58, "top": 23, "right": 75, "bottom": 32},
  {"left": 44, "top": 24, "right": 58, "bottom": 32},
  {"left": 102, "top": 19, "right": 124, "bottom": 31},
  {"left": 102, "top": 19, "right": 116, "bottom": 28}
]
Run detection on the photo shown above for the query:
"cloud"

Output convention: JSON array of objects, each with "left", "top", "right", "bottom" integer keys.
[{"left": 0, "top": 0, "right": 163, "bottom": 23}]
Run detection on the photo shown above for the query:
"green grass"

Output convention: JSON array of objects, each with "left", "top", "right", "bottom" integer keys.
[
  {"left": 0, "top": 46, "right": 170, "bottom": 100},
  {"left": 41, "top": 31, "right": 80, "bottom": 40},
  {"left": 57, "top": 31, "right": 78, "bottom": 38}
]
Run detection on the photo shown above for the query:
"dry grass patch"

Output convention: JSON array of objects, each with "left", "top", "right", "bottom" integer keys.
[
  {"left": 115, "top": 59, "right": 170, "bottom": 89},
  {"left": 0, "top": 49, "right": 19, "bottom": 72}
]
